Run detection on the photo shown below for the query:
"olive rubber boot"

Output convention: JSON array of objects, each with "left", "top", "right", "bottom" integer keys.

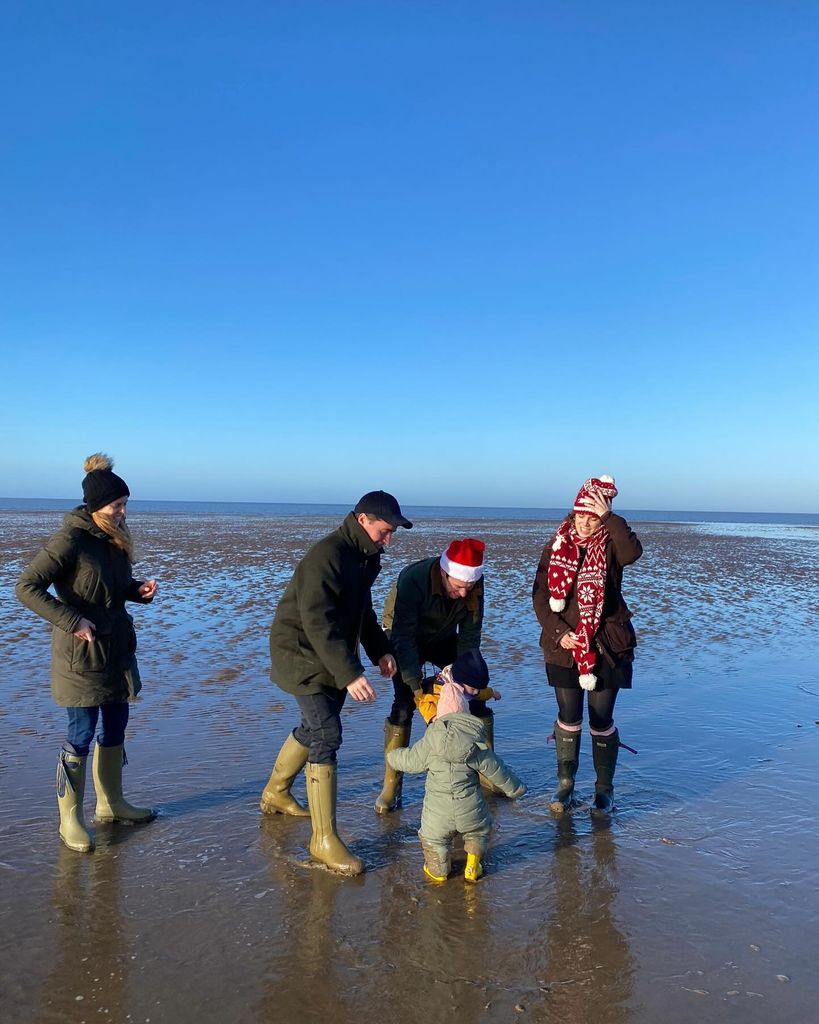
[
  {"left": 305, "top": 763, "right": 364, "bottom": 876},
  {"left": 374, "top": 719, "right": 411, "bottom": 815},
  {"left": 421, "top": 839, "right": 450, "bottom": 883},
  {"left": 260, "top": 732, "right": 311, "bottom": 816},
  {"left": 549, "top": 721, "right": 581, "bottom": 814},
  {"left": 477, "top": 714, "right": 505, "bottom": 795},
  {"left": 93, "top": 744, "right": 157, "bottom": 824},
  {"left": 592, "top": 729, "right": 620, "bottom": 813},
  {"left": 57, "top": 751, "right": 94, "bottom": 853}
]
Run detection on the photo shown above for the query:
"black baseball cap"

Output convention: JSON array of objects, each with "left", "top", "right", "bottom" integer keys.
[{"left": 354, "top": 490, "right": 413, "bottom": 529}]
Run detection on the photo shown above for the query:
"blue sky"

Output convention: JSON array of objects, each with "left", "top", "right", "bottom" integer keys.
[{"left": 2, "top": 2, "right": 817, "bottom": 511}]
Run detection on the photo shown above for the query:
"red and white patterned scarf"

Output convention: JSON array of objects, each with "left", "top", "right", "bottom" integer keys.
[{"left": 547, "top": 520, "right": 610, "bottom": 689}]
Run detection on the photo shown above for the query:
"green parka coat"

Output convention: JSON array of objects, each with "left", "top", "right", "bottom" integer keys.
[
  {"left": 388, "top": 713, "right": 525, "bottom": 842},
  {"left": 16, "top": 507, "right": 151, "bottom": 707},
  {"left": 269, "top": 512, "right": 391, "bottom": 695}
]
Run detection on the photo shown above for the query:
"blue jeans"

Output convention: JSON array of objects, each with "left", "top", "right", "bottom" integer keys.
[{"left": 65, "top": 704, "right": 130, "bottom": 757}]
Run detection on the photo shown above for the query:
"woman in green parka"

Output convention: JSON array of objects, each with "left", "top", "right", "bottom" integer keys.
[{"left": 16, "top": 454, "right": 158, "bottom": 852}]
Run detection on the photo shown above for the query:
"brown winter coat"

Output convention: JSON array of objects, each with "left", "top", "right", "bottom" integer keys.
[
  {"left": 532, "top": 512, "right": 642, "bottom": 668},
  {"left": 16, "top": 507, "right": 151, "bottom": 707}
]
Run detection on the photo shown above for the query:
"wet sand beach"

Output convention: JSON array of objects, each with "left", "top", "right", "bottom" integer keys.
[{"left": 1, "top": 510, "right": 818, "bottom": 1024}]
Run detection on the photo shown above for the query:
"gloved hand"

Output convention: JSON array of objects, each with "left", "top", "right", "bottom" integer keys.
[{"left": 414, "top": 689, "right": 440, "bottom": 725}]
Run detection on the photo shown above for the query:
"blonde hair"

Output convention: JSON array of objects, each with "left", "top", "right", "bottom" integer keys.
[{"left": 91, "top": 510, "right": 135, "bottom": 562}]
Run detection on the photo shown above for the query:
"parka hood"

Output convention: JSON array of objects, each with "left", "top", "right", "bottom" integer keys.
[
  {"left": 63, "top": 505, "right": 106, "bottom": 538},
  {"left": 425, "top": 713, "right": 487, "bottom": 764}
]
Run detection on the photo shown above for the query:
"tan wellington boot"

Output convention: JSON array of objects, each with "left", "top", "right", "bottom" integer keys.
[
  {"left": 260, "top": 732, "right": 311, "bottom": 816},
  {"left": 478, "top": 715, "right": 505, "bottom": 795},
  {"left": 57, "top": 751, "right": 94, "bottom": 852},
  {"left": 374, "top": 719, "right": 411, "bottom": 815},
  {"left": 305, "top": 763, "right": 364, "bottom": 876},
  {"left": 93, "top": 744, "right": 157, "bottom": 824}
]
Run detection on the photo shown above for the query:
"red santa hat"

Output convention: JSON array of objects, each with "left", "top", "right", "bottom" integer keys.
[
  {"left": 572, "top": 474, "right": 618, "bottom": 513},
  {"left": 440, "top": 538, "right": 485, "bottom": 583}
]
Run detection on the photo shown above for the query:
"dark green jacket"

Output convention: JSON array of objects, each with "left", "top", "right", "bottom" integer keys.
[
  {"left": 16, "top": 507, "right": 150, "bottom": 707},
  {"left": 269, "top": 513, "right": 391, "bottom": 695},
  {"left": 382, "top": 556, "right": 484, "bottom": 691}
]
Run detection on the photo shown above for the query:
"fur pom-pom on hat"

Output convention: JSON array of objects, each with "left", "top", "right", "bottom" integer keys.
[{"left": 84, "top": 452, "right": 115, "bottom": 473}]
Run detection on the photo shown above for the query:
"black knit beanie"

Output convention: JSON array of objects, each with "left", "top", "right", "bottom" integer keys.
[
  {"left": 451, "top": 649, "right": 490, "bottom": 690},
  {"left": 81, "top": 453, "right": 130, "bottom": 513}
]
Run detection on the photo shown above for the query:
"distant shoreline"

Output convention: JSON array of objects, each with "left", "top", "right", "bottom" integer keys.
[{"left": 1, "top": 497, "right": 817, "bottom": 527}]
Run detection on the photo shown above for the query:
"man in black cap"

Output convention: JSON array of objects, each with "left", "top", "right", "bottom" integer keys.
[{"left": 260, "top": 490, "right": 412, "bottom": 876}]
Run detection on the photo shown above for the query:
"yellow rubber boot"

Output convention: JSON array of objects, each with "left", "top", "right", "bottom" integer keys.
[
  {"left": 305, "top": 763, "right": 364, "bottom": 876},
  {"left": 260, "top": 732, "right": 311, "bottom": 816},
  {"left": 421, "top": 839, "right": 450, "bottom": 882},
  {"left": 57, "top": 751, "right": 94, "bottom": 853},
  {"left": 374, "top": 719, "right": 411, "bottom": 815},
  {"left": 93, "top": 744, "right": 157, "bottom": 824},
  {"left": 464, "top": 853, "right": 484, "bottom": 883}
]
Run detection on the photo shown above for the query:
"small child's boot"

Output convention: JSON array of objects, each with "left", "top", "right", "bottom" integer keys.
[
  {"left": 464, "top": 853, "right": 484, "bottom": 882},
  {"left": 421, "top": 839, "right": 450, "bottom": 883}
]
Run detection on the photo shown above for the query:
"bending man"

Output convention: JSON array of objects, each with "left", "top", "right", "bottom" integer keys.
[{"left": 375, "top": 537, "right": 487, "bottom": 813}]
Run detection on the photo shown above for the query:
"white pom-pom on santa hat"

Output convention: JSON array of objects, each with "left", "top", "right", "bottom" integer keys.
[
  {"left": 599, "top": 474, "right": 614, "bottom": 484},
  {"left": 549, "top": 597, "right": 566, "bottom": 612},
  {"left": 579, "top": 672, "right": 597, "bottom": 691}
]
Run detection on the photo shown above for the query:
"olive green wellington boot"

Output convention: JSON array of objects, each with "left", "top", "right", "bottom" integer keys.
[
  {"left": 478, "top": 715, "right": 505, "bottom": 795},
  {"left": 57, "top": 751, "right": 94, "bottom": 853},
  {"left": 591, "top": 729, "right": 620, "bottom": 813},
  {"left": 374, "top": 719, "right": 411, "bottom": 815},
  {"left": 260, "top": 732, "right": 311, "bottom": 816},
  {"left": 93, "top": 744, "right": 157, "bottom": 824},
  {"left": 549, "top": 721, "right": 581, "bottom": 814},
  {"left": 305, "top": 763, "right": 364, "bottom": 876}
]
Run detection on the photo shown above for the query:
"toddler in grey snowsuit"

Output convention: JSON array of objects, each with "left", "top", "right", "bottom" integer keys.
[{"left": 387, "top": 650, "right": 526, "bottom": 882}]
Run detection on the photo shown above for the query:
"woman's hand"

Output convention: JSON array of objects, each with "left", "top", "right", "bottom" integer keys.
[
  {"left": 559, "top": 631, "right": 583, "bottom": 651},
  {"left": 138, "top": 579, "right": 158, "bottom": 601},
  {"left": 575, "top": 491, "right": 611, "bottom": 518},
  {"left": 73, "top": 618, "right": 96, "bottom": 643}
]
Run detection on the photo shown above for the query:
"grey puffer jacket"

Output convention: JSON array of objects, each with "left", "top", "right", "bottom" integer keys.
[
  {"left": 388, "top": 713, "right": 526, "bottom": 840},
  {"left": 16, "top": 507, "right": 151, "bottom": 707}
]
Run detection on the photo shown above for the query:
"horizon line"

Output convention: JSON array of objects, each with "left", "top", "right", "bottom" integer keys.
[{"left": 1, "top": 496, "right": 817, "bottom": 517}]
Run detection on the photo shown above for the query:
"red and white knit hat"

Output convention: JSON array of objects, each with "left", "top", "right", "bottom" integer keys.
[
  {"left": 573, "top": 474, "right": 617, "bottom": 513},
  {"left": 440, "top": 538, "right": 485, "bottom": 583}
]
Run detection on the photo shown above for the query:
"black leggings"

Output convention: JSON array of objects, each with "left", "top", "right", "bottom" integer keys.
[{"left": 554, "top": 688, "right": 618, "bottom": 732}]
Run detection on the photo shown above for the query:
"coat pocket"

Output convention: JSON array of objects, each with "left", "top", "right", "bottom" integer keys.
[
  {"left": 70, "top": 632, "right": 111, "bottom": 672},
  {"left": 601, "top": 615, "right": 637, "bottom": 653}
]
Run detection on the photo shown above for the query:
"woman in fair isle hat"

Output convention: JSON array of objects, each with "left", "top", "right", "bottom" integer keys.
[{"left": 532, "top": 475, "right": 643, "bottom": 814}]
